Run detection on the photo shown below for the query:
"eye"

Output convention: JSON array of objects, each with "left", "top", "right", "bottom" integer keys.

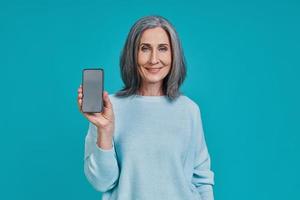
[
  {"left": 159, "top": 47, "right": 168, "bottom": 52},
  {"left": 141, "top": 46, "right": 150, "bottom": 52}
]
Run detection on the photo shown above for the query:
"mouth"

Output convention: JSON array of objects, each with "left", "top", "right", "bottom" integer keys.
[{"left": 145, "top": 67, "right": 163, "bottom": 74}]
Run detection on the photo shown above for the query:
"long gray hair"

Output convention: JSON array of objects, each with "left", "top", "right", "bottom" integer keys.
[{"left": 116, "top": 15, "right": 187, "bottom": 100}]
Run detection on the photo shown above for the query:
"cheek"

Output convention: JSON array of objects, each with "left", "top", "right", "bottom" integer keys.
[
  {"left": 137, "top": 52, "right": 149, "bottom": 65},
  {"left": 159, "top": 64, "right": 171, "bottom": 76},
  {"left": 160, "top": 53, "right": 172, "bottom": 65},
  {"left": 164, "top": 65, "right": 172, "bottom": 74}
]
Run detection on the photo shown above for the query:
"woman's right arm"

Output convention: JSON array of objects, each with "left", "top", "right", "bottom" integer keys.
[
  {"left": 84, "top": 123, "right": 120, "bottom": 192},
  {"left": 77, "top": 85, "right": 120, "bottom": 192}
]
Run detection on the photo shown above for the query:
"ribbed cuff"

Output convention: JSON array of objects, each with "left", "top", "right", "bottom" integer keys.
[{"left": 92, "top": 140, "right": 117, "bottom": 164}]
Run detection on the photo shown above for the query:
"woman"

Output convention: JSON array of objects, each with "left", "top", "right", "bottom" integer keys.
[{"left": 77, "top": 15, "right": 214, "bottom": 200}]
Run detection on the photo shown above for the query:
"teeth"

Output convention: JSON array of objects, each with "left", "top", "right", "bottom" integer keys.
[
  {"left": 147, "top": 68, "right": 160, "bottom": 73},
  {"left": 149, "top": 68, "right": 160, "bottom": 70}
]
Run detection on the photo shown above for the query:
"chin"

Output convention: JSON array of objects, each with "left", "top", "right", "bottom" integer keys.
[
  {"left": 144, "top": 78, "right": 163, "bottom": 84},
  {"left": 145, "top": 73, "right": 167, "bottom": 81}
]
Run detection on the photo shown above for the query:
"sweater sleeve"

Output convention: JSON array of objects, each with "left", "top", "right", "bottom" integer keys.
[
  {"left": 192, "top": 105, "right": 215, "bottom": 200},
  {"left": 84, "top": 122, "right": 120, "bottom": 192}
]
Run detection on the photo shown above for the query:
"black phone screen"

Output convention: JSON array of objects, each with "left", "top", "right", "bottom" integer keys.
[{"left": 82, "top": 68, "right": 104, "bottom": 113}]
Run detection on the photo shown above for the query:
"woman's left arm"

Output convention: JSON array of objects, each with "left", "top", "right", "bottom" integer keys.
[{"left": 192, "top": 105, "right": 215, "bottom": 200}]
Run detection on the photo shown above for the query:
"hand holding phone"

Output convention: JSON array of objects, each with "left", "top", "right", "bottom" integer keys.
[{"left": 77, "top": 68, "right": 115, "bottom": 149}]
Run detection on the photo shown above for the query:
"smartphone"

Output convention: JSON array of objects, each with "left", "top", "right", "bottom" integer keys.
[{"left": 82, "top": 68, "right": 104, "bottom": 113}]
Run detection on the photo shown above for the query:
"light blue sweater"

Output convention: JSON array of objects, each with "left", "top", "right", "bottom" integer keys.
[{"left": 84, "top": 94, "right": 215, "bottom": 200}]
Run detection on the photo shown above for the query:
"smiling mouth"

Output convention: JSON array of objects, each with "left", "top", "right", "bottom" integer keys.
[{"left": 145, "top": 67, "right": 163, "bottom": 73}]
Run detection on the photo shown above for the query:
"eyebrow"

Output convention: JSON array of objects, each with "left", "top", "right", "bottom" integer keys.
[{"left": 140, "top": 43, "right": 169, "bottom": 47}]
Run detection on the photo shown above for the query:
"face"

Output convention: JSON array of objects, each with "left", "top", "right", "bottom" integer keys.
[{"left": 137, "top": 27, "right": 172, "bottom": 87}]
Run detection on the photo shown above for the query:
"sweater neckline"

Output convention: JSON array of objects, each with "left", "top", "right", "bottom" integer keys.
[{"left": 131, "top": 94, "right": 170, "bottom": 102}]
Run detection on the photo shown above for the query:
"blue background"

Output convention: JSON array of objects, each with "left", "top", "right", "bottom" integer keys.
[{"left": 1, "top": 0, "right": 299, "bottom": 199}]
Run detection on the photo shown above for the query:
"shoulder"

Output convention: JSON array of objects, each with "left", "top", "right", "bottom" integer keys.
[{"left": 177, "top": 95, "right": 201, "bottom": 114}]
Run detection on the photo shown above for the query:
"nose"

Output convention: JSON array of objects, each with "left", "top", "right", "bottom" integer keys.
[{"left": 149, "top": 49, "right": 159, "bottom": 65}]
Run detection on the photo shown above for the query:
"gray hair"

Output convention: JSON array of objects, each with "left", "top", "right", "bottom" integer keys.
[{"left": 116, "top": 15, "right": 187, "bottom": 101}]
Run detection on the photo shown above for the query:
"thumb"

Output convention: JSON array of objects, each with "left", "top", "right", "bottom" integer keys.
[{"left": 103, "top": 91, "right": 112, "bottom": 109}]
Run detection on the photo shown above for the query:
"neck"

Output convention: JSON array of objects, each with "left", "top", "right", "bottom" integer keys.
[{"left": 138, "top": 82, "right": 164, "bottom": 96}]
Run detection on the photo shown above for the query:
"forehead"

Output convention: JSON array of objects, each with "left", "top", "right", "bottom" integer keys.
[{"left": 140, "top": 27, "right": 170, "bottom": 44}]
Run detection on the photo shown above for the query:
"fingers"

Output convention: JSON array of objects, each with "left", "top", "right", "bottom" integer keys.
[
  {"left": 78, "top": 98, "right": 82, "bottom": 112},
  {"left": 78, "top": 92, "right": 83, "bottom": 99},
  {"left": 78, "top": 84, "right": 82, "bottom": 93},
  {"left": 77, "top": 85, "right": 112, "bottom": 115},
  {"left": 77, "top": 86, "right": 114, "bottom": 127},
  {"left": 77, "top": 84, "right": 83, "bottom": 112}
]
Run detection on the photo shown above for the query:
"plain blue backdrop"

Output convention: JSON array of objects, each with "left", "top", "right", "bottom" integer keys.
[{"left": 0, "top": 0, "right": 299, "bottom": 199}]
